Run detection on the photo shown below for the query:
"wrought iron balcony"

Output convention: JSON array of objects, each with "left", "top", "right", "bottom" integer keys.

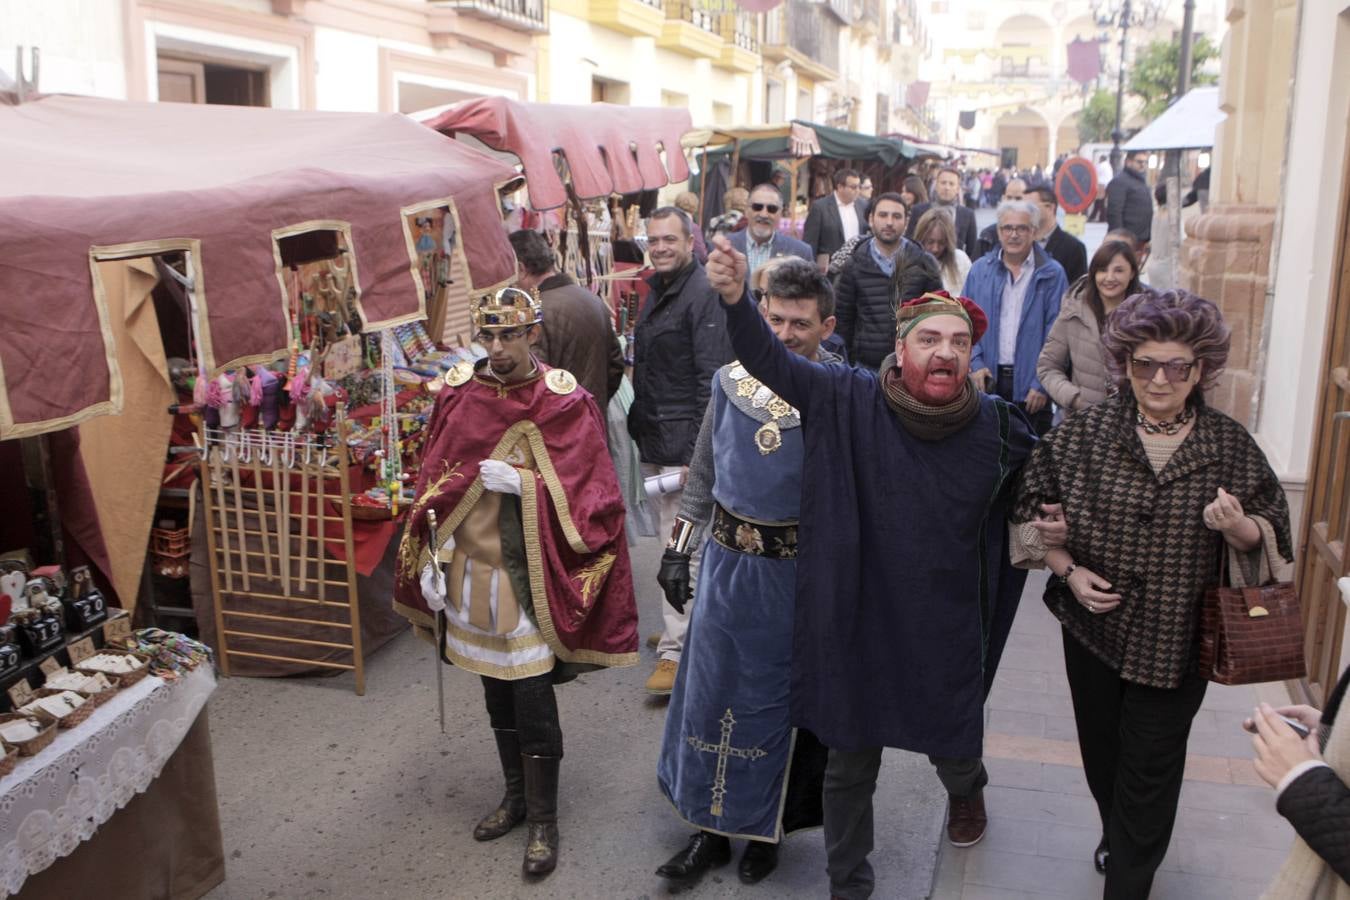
[
  {"left": 721, "top": 9, "right": 760, "bottom": 52},
  {"left": 430, "top": 0, "right": 546, "bottom": 32},
  {"left": 764, "top": 0, "right": 841, "bottom": 79},
  {"left": 666, "top": 0, "right": 719, "bottom": 33}
]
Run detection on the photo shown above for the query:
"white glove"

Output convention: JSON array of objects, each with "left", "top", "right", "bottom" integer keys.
[
  {"left": 479, "top": 459, "right": 522, "bottom": 496},
  {"left": 420, "top": 561, "right": 447, "bottom": 612}
]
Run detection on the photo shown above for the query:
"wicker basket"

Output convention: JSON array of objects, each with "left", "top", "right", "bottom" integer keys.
[
  {"left": 0, "top": 713, "right": 56, "bottom": 757},
  {"left": 29, "top": 689, "right": 96, "bottom": 729},
  {"left": 77, "top": 650, "right": 151, "bottom": 688},
  {"left": 0, "top": 741, "right": 17, "bottom": 777}
]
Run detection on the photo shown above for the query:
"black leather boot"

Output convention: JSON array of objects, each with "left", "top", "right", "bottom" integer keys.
[
  {"left": 521, "top": 754, "right": 561, "bottom": 878},
  {"left": 738, "top": 840, "right": 779, "bottom": 884},
  {"left": 473, "top": 729, "right": 526, "bottom": 841},
  {"left": 655, "top": 831, "right": 732, "bottom": 884},
  {"left": 1094, "top": 835, "right": 1109, "bottom": 874}
]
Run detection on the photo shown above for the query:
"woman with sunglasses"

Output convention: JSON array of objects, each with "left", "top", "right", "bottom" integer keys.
[
  {"left": 1010, "top": 289, "right": 1293, "bottom": 898},
  {"left": 1036, "top": 240, "right": 1142, "bottom": 417}
]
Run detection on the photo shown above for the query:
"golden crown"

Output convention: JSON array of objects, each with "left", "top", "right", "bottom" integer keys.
[{"left": 472, "top": 286, "right": 542, "bottom": 330}]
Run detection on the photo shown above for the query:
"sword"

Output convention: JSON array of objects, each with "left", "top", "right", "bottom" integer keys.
[{"left": 427, "top": 508, "right": 446, "bottom": 734}]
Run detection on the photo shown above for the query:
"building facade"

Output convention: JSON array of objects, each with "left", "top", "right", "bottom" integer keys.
[
  {"left": 1178, "top": 0, "right": 1350, "bottom": 698},
  {"left": 920, "top": 0, "right": 1222, "bottom": 166},
  {"left": 2, "top": 0, "right": 540, "bottom": 112}
]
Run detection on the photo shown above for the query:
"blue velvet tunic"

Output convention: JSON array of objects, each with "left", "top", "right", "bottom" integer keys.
[
  {"left": 720, "top": 294, "right": 1036, "bottom": 757},
  {"left": 657, "top": 367, "right": 816, "bottom": 840}
]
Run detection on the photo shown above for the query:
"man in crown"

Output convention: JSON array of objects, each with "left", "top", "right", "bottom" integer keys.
[
  {"left": 393, "top": 287, "right": 638, "bottom": 879},
  {"left": 655, "top": 258, "right": 836, "bottom": 890},
  {"left": 705, "top": 233, "right": 1042, "bottom": 900}
]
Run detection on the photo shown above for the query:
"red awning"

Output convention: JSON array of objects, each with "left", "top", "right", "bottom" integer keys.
[
  {"left": 422, "top": 97, "right": 693, "bottom": 211},
  {"left": 0, "top": 93, "right": 521, "bottom": 439}
]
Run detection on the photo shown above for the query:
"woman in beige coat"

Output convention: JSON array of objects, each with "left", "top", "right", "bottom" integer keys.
[{"left": 1037, "top": 240, "right": 1141, "bottom": 414}]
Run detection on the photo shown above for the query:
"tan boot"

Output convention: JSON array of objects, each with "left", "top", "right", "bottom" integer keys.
[{"left": 644, "top": 658, "right": 678, "bottom": 695}]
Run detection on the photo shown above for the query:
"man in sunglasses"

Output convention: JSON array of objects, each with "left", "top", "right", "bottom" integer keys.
[
  {"left": 393, "top": 287, "right": 639, "bottom": 879},
  {"left": 726, "top": 184, "right": 813, "bottom": 286}
]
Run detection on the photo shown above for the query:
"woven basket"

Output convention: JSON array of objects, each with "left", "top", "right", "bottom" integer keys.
[
  {"left": 0, "top": 741, "right": 17, "bottom": 777},
  {"left": 0, "top": 713, "right": 55, "bottom": 756},
  {"left": 77, "top": 650, "right": 151, "bottom": 688},
  {"left": 32, "top": 689, "right": 96, "bottom": 729}
]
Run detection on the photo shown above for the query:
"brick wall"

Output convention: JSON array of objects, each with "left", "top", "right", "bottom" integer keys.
[{"left": 1178, "top": 203, "right": 1276, "bottom": 429}]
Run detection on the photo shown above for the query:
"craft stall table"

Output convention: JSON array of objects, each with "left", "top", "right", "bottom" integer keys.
[{"left": 1, "top": 665, "right": 222, "bottom": 900}]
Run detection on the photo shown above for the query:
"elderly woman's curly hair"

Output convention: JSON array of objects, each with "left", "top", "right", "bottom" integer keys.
[{"left": 1101, "top": 289, "right": 1231, "bottom": 398}]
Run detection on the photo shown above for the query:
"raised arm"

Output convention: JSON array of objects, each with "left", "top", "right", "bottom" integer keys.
[{"left": 705, "top": 234, "right": 831, "bottom": 411}]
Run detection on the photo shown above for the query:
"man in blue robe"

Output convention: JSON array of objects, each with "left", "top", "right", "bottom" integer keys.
[
  {"left": 655, "top": 258, "right": 837, "bottom": 889},
  {"left": 704, "top": 233, "right": 1039, "bottom": 900}
]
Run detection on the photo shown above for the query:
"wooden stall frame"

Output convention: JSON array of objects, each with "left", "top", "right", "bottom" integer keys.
[{"left": 198, "top": 408, "right": 366, "bottom": 694}]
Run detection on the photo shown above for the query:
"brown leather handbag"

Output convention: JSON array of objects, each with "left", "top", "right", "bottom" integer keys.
[{"left": 1197, "top": 552, "right": 1307, "bottom": 685}]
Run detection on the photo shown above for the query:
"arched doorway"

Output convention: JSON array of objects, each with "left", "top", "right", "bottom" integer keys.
[{"left": 996, "top": 106, "right": 1052, "bottom": 169}]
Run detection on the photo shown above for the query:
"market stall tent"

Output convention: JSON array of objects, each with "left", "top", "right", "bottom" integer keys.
[
  {"left": 1123, "top": 86, "right": 1223, "bottom": 152},
  {"left": 0, "top": 91, "right": 522, "bottom": 440},
  {"left": 420, "top": 96, "right": 695, "bottom": 210}
]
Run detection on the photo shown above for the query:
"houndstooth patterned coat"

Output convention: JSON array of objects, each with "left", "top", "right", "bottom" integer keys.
[{"left": 1012, "top": 394, "right": 1293, "bottom": 689}]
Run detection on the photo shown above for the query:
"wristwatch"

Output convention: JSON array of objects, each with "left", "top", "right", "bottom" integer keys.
[{"left": 1060, "top": 563, "right": 1077, "bottom": 582}]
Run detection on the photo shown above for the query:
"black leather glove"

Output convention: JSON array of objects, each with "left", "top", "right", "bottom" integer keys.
[{"left": 656, "top": 549, "right": 693, "bottom": 615}]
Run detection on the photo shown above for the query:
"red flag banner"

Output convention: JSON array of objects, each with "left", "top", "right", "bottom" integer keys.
[
  {"left": 906, "top": 80, "right": 931, "bottom": 110},
  {"left": 1066, "top": 38, "right": 1102, "bottom": 86}
]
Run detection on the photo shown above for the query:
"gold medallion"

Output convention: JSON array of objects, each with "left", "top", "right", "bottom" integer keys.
[
  {"left": 545, "top": 368, "right": 578, "bottom": 395},
  {"left": 446, "top": 360, "right": 473, "bottom": 387},
  {"left": 736, "top": 377, "right": 760, "bottom": 398},
  {"left": 767, "top": 396, "right": 792, "bottom": 419},
  {"left": 755, "top": 420, "right": 782, "bottom": 455}
]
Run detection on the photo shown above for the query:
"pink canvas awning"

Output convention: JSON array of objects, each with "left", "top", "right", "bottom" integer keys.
[
  {"left": 422, "top": 97, "right": 693, "bottom": 211},
  {"left": 0, "top": 93, "right": 521, "bottom": 439}
]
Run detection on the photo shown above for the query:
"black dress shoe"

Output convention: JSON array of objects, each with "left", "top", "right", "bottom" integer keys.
[
  {"left": 655, "top": 831, "right": 732, "bottom": 882},
  {"left": 1094, "top": 835, "right": 1109, "bottom": 874},
  {"left": 738, "top": 840, "right": 779, "bottom": 884}
]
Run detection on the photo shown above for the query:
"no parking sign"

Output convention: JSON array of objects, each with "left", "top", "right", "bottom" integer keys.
[{"left": 1055, "top": 157, "right": 1099, "bottom": 214}]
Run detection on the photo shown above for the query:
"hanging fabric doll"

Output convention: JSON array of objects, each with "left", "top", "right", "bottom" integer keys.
[{"left": 258, "top": 366, "right": 282, "bottom": 430}]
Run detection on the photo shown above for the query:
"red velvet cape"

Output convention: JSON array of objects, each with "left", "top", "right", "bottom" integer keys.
[{"left": 393, "top": 363, "right": 637, "bottom": 667}]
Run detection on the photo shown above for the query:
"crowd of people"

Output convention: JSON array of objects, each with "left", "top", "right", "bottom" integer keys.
[{"left": 392, "top": 157, "right": 1348, "bottom": 899}]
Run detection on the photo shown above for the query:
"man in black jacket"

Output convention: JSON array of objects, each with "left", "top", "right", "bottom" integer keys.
[
  {"left": 1106, "top": 152, "right": 1153, "bottom": 245},
  {"left": 906, "top": 167, "right": 980, "bottom": 258},
  {"left": 834, "top": 193, "right": 944, "bottom": 370},
  {"left": 802, "top": 169, "right": 869, "bottom": 272},
  {"left": 1030, "top": 187, "right": 1087, "bottom": 285},
  {"left": 629, "top": 206, "right": 734, "bottom": 695}
]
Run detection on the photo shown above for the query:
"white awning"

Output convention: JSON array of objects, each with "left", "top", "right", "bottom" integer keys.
[{"left": 1124, "top": 87, "right": 1224, "bottom": 152}]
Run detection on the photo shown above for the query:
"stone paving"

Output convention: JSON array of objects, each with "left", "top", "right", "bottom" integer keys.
[{"left": 932, "top": 571, "right": 1297, "bottom": 900}]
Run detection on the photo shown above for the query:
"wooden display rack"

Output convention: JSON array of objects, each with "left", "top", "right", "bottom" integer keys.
[{"left": 198, "top": 411, "right": 366, "bottom": 694}]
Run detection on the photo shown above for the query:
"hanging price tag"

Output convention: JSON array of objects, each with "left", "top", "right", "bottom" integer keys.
[
  {"left": 67, "top": 637, "right": 96, "bottom": 665},
  {"left": 6, "top": 680, "right": 34, "bottom": 708},
  {"left": 103, "top": 617, "right": 132, "bottom": 646}
]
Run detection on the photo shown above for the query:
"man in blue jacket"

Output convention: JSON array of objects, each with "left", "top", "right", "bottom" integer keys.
[{"left": 963, "top": 198, "right": 1067, "bottom": 435}]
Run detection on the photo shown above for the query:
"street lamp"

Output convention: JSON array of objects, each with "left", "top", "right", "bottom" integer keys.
[{"left": 1092, "top": 0, "right": 1162, "bottom": 173}]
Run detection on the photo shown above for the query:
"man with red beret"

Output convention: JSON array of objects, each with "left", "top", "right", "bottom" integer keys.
[{"left": 705, "top": 233, "right": 1041, "bottom": 900}]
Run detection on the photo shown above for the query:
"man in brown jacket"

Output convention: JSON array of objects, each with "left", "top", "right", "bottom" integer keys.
[{"left": 509, "top": 229, "right": 624, "bottom": 406}]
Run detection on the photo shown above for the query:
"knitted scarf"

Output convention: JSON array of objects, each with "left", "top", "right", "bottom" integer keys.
[{"left": 881, "top": 368, "right": 980, "bottom": 441}]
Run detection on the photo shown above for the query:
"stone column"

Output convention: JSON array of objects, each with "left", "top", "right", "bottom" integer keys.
[{"left": 1178, "top": 204, "right": 1274, "bottom": 428}]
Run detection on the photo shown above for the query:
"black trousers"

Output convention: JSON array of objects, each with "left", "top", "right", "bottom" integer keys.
[
  {"left": 994, "top": 365, "right": 1053, "bottom": 436},
  {"left": 480, "top": 673, "right": 564, "bottom": 758},
  {"left": 1062, "top": 630, "right": 1207, "bottom": 900}
]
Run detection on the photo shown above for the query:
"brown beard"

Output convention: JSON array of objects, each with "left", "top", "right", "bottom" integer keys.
[{"left": 900, "top": 358, "right": 964, "bottom": 405}]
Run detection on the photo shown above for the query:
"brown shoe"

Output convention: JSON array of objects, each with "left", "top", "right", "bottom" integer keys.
[
  {"left": 946, "top": 790, "right": 987, "bottom": 847},
  {"left": 646, "top": 632, "right": 661, "bottom": 649},
  {"left": 645, "top": 658, "right": 678, "bottom": 695}
]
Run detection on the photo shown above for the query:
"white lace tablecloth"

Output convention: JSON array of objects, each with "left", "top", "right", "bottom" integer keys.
[{"left": 0, "top": 665, "right": 216, "bottom": 898}]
